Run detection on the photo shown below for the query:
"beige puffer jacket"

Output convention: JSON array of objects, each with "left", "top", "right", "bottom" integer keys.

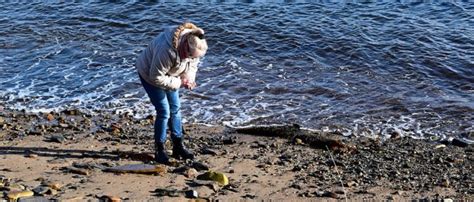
[{"left": 136, "top": 24, "right": 201, "bottom": 90}]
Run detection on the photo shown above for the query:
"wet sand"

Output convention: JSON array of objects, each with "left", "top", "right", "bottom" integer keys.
[{"left": 0, "top": 108, "right": 472, "bottom": 201}]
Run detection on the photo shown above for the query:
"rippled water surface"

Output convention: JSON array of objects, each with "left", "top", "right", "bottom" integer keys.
[{"left": 1, "top": 2, "right": 473, "bottom": 139}]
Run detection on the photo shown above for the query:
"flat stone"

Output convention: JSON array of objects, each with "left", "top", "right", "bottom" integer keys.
[
  {"left": 105, "top": 164, "right": 167, "bottom": 175},
  {"left": 7, "top": 190, "right": 34, "bottom": 200},
  {"left": 63, "top": 167, "right": 89, "bottom": 176},
  {"left": 49, "top": 135, "right": 65, "bottom": 143},
  {"left": 18, "top": 196, "right": 52, "bottom": 202}
]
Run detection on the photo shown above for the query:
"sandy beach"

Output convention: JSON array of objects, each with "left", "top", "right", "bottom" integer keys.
[{"left": 0, "top": 108, "right": 472, "bottom": 201}]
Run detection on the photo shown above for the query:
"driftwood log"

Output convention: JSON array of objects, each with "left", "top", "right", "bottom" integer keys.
[{"left": 233, "top": 124, "right": 355, "bottom": 153}]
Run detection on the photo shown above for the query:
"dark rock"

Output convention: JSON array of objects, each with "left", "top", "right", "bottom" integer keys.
[
  {"left": 185, "top": 190, "right": 199, "bottom": 198},
  {"left": 153, "top": 188, "right": 181, "bottom": 197},
  {"left": 49, "top": 135, "right": 65, "bottom": 143},
  {"left": 192, "top": 161, "right": 210, "bottom": 171},
  {"left": 452, "top": 138, "right": 469, "bottom": 147},
  {"left": 222, "top": 136, "right": 237, "bottom": 145},
  {"left": 200, "top": 148, "right": 218, "bottom": 155}
]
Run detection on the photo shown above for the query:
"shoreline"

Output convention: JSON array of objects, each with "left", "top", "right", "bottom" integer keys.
[{"left": 0, "top": 107, "right": 472, "bottom": 201}]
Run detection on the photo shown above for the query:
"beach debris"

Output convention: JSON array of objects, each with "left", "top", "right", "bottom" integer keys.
[
  {"left": 48, "top": 135, "right": 65, "bottom": 143},
  {"left": 104, "top": 164, "right": 167, "bottom": 175},
  {"left": 233, "top": 124, "right": 355, "bottom": 153},
  {"left": 62, "top": 166, "right": 90, "bottom": 176},
  {"left": 192, "top": 161, "right": 210, "bottom": 171},
  {"left": 196, "top": 171, "right": 229, "bottom": 186},
  {"left": 7, "top": 190, "right": 34, "bottom": 200}
]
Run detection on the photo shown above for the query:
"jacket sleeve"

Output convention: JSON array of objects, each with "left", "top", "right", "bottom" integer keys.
[
  {"left": 148, "top": 48, "right": 182, "bottom": 90},
  {"left": 181, "top": 58, "right": 200, "bottom": 83}
]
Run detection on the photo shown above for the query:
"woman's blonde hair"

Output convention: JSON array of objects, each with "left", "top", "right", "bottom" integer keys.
[{"left": 173, "top": 22, "right": 208, "bottom": 58}]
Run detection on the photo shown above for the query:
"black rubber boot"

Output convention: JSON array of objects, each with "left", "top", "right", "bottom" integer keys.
[
  {"left": 154, "top": 142, "right": 170, "bottom": 164},
  {"left": 171, "top": 137, "right": 194, "bottom": 160}
]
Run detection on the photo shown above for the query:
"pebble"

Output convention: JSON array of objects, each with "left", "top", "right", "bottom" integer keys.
[
  {"left": 185, "top": 168, "right": 199, "bottom": 178},
  {"left": 46, "top": 114, "right": 54, "bottom": 121},
  {"left": 295, "top": 138, "right": 303, "bottom": 145}
]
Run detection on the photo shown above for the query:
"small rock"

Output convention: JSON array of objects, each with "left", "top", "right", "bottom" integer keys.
[
  {"left": 315, "top": 191, "right": 338, "bottom": 198},
  {"left": 42, "top": 182, "right": 62, "bottom": 190},
  {"left": 452, "top": 138, "right": 469, "bottom": 147},
  {"left": 192, "top": 161, "right": 210, "bottom": 171},
  {"left": 46, "top": 114, "right": 54, "bottom": 121},
  {"left": 59, "top": 123, "right": 69, "bottom": 128},
  {"left": 443, "top": 199, "right": 453, "bottom": 202},
  {"left": 100, "top": 195, "right": 121, "bottom": 202},
  {"left": 25, "top": 153, "right": 39, "bottom": 158},
  {"left": 153, "top": 188, "right": 181, "bottom": 197},
  {"left": 185, "top": 190, "right": 199, "bottom": 198},
  {"left": 7, "top": 190, "right": 34, "bottom": 200},
  {"left": 434, "top": 144, "right": 446, "bottom": 149},
  {"left": 346, "top": 181, "right": 358, "bottom": 187},
  {"left": 49, "top": 135, "right": 65, "bottom": 143},
  {"left": 295, "top": 138, "right": 303, "bottom": 145},
  {"left": 185, "top": 168, "right": 199, "bottom": 178},
  {"left": 222, "top": 136, "right": 237, "bottom": 145},
  {"left": 32, "top": 186, "right": 50, "bottom": 195},
  {"left": 63, "top": 167, "right": 89, "bottom": 176},
  {"left": 200, "top": 148, "right": 218, "bottom": 155},
  {"left": 196, "top": 171, "right": 229, "bottom": 186}
]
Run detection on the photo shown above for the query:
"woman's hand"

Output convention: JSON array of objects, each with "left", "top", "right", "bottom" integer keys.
[{"left": 181, "top": 77, "right": 196, "bottom": 90}]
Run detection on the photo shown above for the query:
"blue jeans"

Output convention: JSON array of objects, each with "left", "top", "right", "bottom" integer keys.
[{"left": 139, "top": 75, "right": 183, "bottom": 143}]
